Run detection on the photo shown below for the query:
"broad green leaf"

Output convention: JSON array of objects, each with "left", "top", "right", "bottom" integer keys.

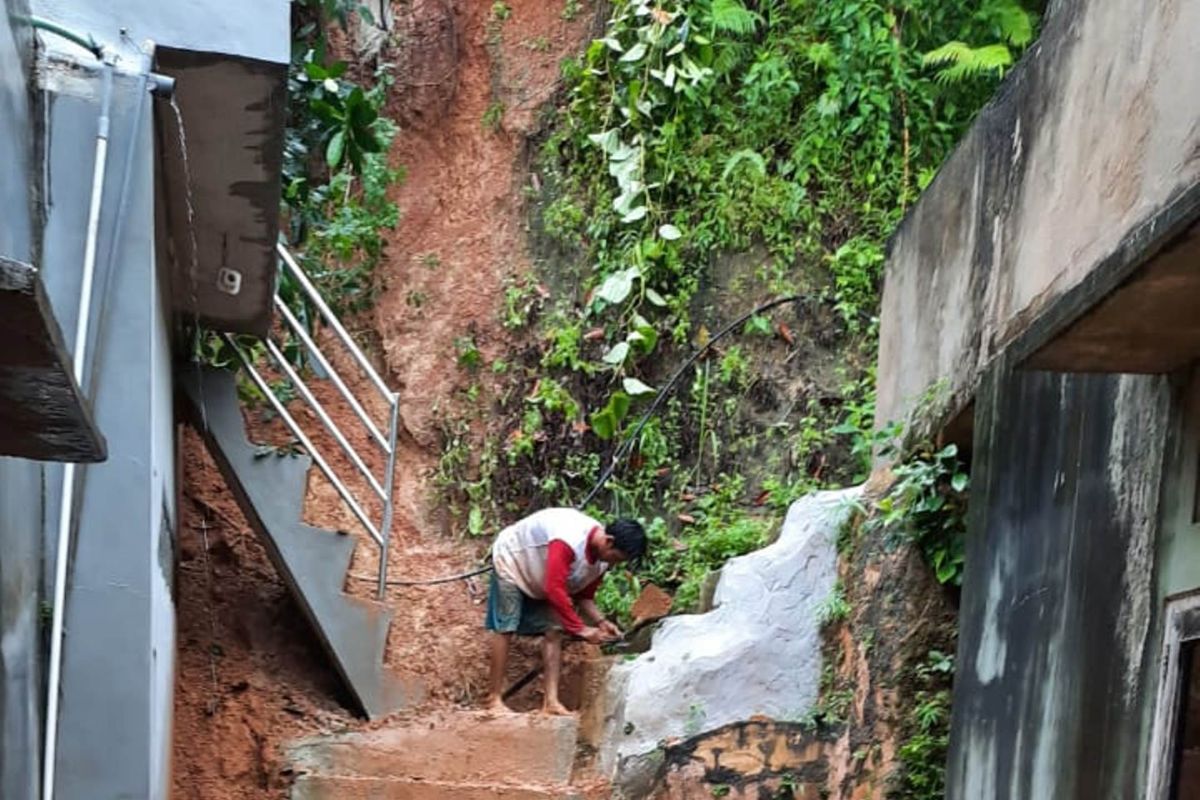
[
  {"left": 951, "top": 473, "right": 969, "bottom": 492},
  {"left": 658, "top": 223, "right": 682, "bottom": 240},
  {"left": 603, "top": 341, "right": 630, "bottom": 365},
  {"left": 325, "top": 130, "right": 346, "bottom": 167},
  {"left": 596, "top": 269, "right": 636, "bottom": 304},
  {"left": 629, "top": 314, "right": 658, "bottom": 354},
  {"left": 623, "top": 377, "right": 656, "bottom": 396},
  {"left": 602, "top": 37, "right": 624, "bottom": 52},
  {"left": 620, "top": 42, "right": 647, "bottom": 62},
  {"left": 589, "top": 408, "right": 617, "bottom": 440},
  {"left": 468, "top": 505, "right": 484, "bottom": 535},
  {"left": 588, "top": 129, "right": 619, "bottom": 154},
  {"left": 645, "top": 288, "right": 668, "bottom": 307},
  {"left": 621, "top": 206, "right": 648, "bottom": 223}
]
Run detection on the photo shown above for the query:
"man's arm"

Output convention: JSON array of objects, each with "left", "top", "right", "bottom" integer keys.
[
  {"left": 543, "top": 541, "right": 588, "bottom": 636},
  {"left": 576, "top": 577, "right": 621, "bottom": 638}
]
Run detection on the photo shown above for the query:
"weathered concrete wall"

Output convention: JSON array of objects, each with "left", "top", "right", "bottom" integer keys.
[
  {"left": 32, "top": 0, "right": 289, "bottom": 336},
  {"left": 36, "top": 68, "right": 178, "bottom": 799},
  {"left": 645, "top": 721, "right": 829, "bottom": 800},
  {"left": 599, "top": 489, "right": 858, "bottom": 789},
  {"left": 947, "top": 368, "right": 1169, "bottom": 799},
  {"left": 876, "top": 0, "right": 1200, "bottom": 433}
]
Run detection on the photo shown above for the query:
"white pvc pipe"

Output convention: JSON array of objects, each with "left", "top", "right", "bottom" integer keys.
[{"left": 43, "top": 53, "right": 115, "bottom": 800}]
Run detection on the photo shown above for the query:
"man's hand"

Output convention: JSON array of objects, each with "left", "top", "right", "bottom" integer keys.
[
  {"left": 598, "top": 620, "right": 623, "bottom": 640},
  {"left": 579, "top": 626, "right": 618, "bottom": 645}
]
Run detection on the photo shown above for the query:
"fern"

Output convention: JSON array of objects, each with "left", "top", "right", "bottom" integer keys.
[
  {"left": 980, "top": 0, "right": 1036, "bottom": 47},
  {"left": 709, "top": 0, "right": 759, "bottom": 35},
  {"left": 922, "top": 42, "right": 1013, "bottom": 84},
  {"left": 722, "top": 149, "right": 767, "bottom": 180},
  {"left": 712, "top": 40, "right": 752, "bottom": 76}
]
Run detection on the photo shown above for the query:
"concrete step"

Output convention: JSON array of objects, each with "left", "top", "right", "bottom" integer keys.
[
  {"left": 289, "top": 712, "right": 579, "bottom": 786},
  {"left": 179, "top": 367, "right": 422, "bottom": 719},
  {"left": 291, "top": 775, "right": 585, "bottom": 800}
]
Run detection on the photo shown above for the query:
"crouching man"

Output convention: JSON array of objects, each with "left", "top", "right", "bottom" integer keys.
[{"left": 484, "top": 508, "right": 646, "bottom": 715}]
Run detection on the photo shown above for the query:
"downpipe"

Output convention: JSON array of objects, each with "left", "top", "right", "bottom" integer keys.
[{"left": 41, "top": 51, "right": 115, "bottom": 800}]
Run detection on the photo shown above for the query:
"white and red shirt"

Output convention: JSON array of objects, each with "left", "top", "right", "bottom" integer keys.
[{"left": 491, "top": 508, "right": 608, "bottom": 634}]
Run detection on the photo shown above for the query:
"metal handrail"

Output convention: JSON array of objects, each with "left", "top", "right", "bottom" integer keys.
[
  {"left": 227, "top": 333, "right": 384, "bottom": 545},
  {"left": 273, "top": 295, "right": 389, "bottom": 450},
  {"left": 263, "top": 339, "right": 387, "bottom": 500},
  {"left": 221, "top": 244, "right": 401, "bottom": 598},
  {"left": 278, "top": 243, "right": 392, "bottom": 400}
]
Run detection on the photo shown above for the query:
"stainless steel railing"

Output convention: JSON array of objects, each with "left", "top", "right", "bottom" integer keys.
[{"left": 221, "top": 242, "right": 399, "bottom": 598}]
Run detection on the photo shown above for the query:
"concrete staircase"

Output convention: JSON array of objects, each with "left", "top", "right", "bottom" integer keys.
[
  {"left": 180, "top": 367, "right": 422, "bottom": 719},
  {"left": 287, "top": 711, "right": 599, "bottom": 799}
]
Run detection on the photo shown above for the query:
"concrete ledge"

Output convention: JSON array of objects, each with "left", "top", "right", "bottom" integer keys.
[
  {"left": 0, "top": 257, "right": 105, "bottom": 462},
  {"left": 288, "top": 711, "right": 579, "bottom": 786},
  {"left": 291, "top": 775, "right": 581, "bottom": 800}
]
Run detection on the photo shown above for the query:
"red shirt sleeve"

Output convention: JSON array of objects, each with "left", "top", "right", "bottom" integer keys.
[
  {"left": 544, "top": 540, "right": 586, "bottom": 635},
  {"left": 577, "top": 574, "right": 603, "bottom": 601}
]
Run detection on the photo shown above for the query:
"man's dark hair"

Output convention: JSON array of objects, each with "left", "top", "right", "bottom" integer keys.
[{"left": 608, "top": 518, "right": 647, "bottom": 563}]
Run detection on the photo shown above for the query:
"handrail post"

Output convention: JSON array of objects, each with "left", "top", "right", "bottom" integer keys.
[{"left": 377, "top": 396, "right": 400, "bottom": 599}]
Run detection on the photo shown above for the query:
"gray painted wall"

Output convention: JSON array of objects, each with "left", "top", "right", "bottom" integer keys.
[
  {"left": 0, "top": 0, "right": 33, "bottom": 264},
  {"left": 948, "top": 367, "right": 1170, "bottom": 799},
  {"left": 0, "top": 458, "right": 46, "bottom": 800},
  {"left": 32, "top": 0, "right": 288, "bottom": 63},
  {"left": 0, "top": 3, "right": 44, "bottom": 798},
  {"left": 875, "top": 0, "right": 1200, "bottom": 434},
  {"left": 29, "top": 0, "right": 291, "bottom": 337},
  {"left": 36, "top": 67, "right": 177, "bottom": 800}
]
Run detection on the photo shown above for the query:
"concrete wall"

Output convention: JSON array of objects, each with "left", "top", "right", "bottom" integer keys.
[
  {"left": 947, "top": 367, "right": 1170, "bottom": 799},
  {"left": 0, "top": 0, "right": 33, "bottom": 264},
  {"left": 0, "top": 457, "right": 46, "bottom": 799},
  {"left": 35, "top": 66, "right": 178, "bottom": 799},
  {"left": 30, "top": 0, "right": 290, "bottom": 336},
  {"left": 0, "top": 4, "right": 44, "bottom": 797},
  {"left": 876, "top": 0, "right": 1200, "bottom": 433}
]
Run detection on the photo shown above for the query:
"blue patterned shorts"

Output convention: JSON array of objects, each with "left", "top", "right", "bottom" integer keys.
[{"left": 484, "top": 572, "right": 560, "bottom": 636}]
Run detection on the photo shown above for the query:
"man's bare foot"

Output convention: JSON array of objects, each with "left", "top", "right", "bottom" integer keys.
[
  {"left": 483, "top": 695, "right": 515, "bottom": 715},
  {"left": 541, "top": 700, "right": 572, "bottom": 716}
]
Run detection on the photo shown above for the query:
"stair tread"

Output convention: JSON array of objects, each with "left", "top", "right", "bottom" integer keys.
[
  {"left": 291, "top": 774, "right": 584, "bottom": 800},
  {"left": 289, "top": 712, "right": 579, "bottom": 785}
]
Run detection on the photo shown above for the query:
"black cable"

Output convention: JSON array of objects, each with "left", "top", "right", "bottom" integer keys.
[{"left": 362, "top": 294, "right": 806, "bottom": 588}]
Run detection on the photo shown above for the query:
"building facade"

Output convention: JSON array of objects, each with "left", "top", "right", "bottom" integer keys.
[
  {"left": 0, "top": 1, "right": 287, "bottom": 796},
  {"left": 876, "top": 0, "right": 1200, "bottom": 796}
]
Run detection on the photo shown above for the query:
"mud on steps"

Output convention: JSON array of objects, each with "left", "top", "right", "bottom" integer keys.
[{"left": 287, "top": 710, "right": 601, "bottom": 799}]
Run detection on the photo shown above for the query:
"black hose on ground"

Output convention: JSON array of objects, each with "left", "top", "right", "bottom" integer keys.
[{"left": 366, "top": 294, "right": 806, "bottom": 588}]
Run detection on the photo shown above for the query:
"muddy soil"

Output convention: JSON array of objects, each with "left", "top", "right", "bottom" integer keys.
[{"left": 171, "top": 2, "right": 599, "bottom": 798}]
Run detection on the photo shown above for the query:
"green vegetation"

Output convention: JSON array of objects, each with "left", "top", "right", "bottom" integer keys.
[
  {"left": 482, "top": 101, "right": 506, "bottom": 132},
  {"left": 284, "top": 2, "right": 403, "bottom": 316},
  {"left": 868, "top": 439, "right": 969, "bottom": 587},
  {"left": 437, "top": 0, "right": 1033, "bottom": 614},
  {"left": 893, "top": 649, "right": 955, "bottom": 799},
  {"left": 196, "top": 0, "right": 402, "bottom": 376}
]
